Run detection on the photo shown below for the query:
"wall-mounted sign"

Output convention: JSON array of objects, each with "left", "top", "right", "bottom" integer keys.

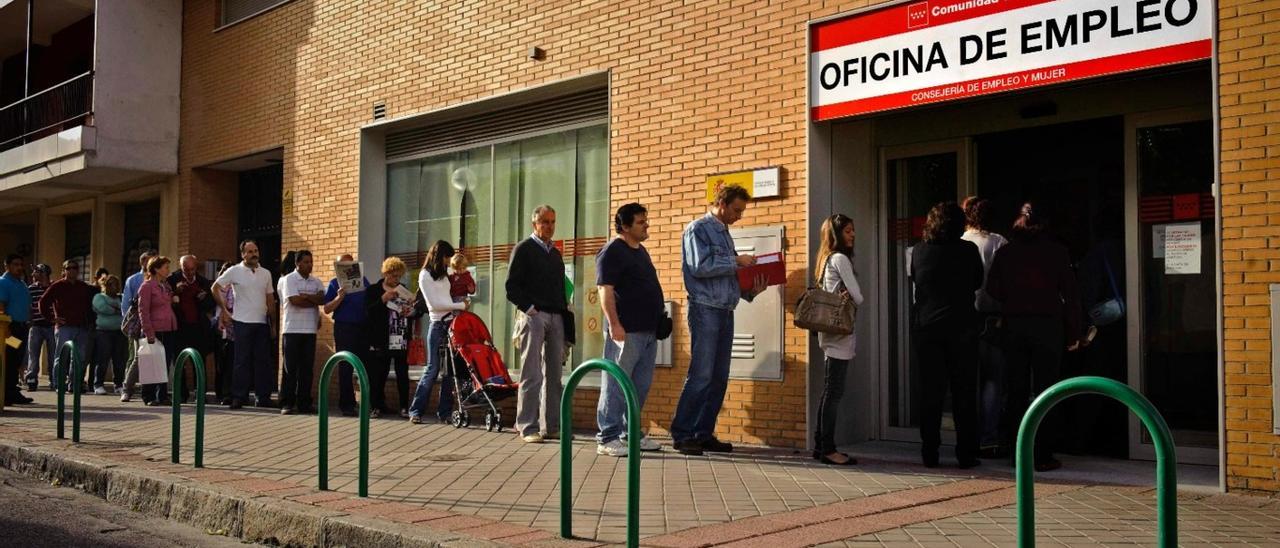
[
  {"left": 1164, "top": 222, "right": 1201, "bottom": 275},
  {"left": 810, "top": 0, "right": 1212, "bottom": 121},
  {"left": 705, "top": 167, "right": 781, "bottom": 203}
]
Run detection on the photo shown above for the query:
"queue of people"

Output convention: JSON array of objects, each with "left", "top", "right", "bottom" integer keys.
[{"left": 0, "top": 184, "right": 1092, "bottom": 472}]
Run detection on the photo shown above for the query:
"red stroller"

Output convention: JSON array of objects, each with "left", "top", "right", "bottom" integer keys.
[{"left": 444, "top": 310, "right": 519, "bottom": 431}]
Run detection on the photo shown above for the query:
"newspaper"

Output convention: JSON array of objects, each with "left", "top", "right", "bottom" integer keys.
[{"left": 334, "top": 261, "right": 364, "bottom": 292}]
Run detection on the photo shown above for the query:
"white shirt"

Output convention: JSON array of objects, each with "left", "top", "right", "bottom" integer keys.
[
  {"left": 214, "top": 262, "right": 274, "bottom": 324},
  {"left": 418, "top": 269, "right": 466, "bottom": 322},
  {"left": 961, "top": 228, "right": 1008, "bottom": 313},
  {"left": 281, "top": 270, "right": 324, "bottom": 334},
  {"left": 817, "top": 253, "right": 865, "bottom": 361}
]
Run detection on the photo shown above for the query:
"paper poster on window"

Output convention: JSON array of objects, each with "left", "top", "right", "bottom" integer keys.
[
  {"left": 1164, "top": 223, "right": 1201, "bottom": 275},
  {"left": 1152, "top": 225, "right": 1166, "bottom": 259}
]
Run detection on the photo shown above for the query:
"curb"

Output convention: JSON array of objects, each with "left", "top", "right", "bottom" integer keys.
[{"left": 0, "top": 438, "right": 505, "bottom": 548}]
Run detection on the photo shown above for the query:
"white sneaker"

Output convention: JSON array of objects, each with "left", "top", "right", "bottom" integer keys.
[
  {"left": 114, "top": 386, "right": 123, "bottom": 395},
  {"left": 521, "top": 433, "right": 544, "bottom": 444},
  {"left": 597, "top": 439, "right": 628, "bottom": 457},
  {"left": 93, "top": 386, "right": 108, "bottom": 395},
  {"left": 637, "top": 436, "right": 662, "bottom": 452}
]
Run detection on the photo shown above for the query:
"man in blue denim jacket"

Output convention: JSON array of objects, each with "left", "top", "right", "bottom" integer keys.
[{"left": 671, "top": 184, "right": 767, "bottom": 455}]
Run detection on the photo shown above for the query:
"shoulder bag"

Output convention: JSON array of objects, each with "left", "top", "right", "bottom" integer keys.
[{"left": 793, "top": 255, "right": 856, "bottom": 335}]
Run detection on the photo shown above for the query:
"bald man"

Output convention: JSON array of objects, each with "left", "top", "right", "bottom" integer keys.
[{"left": 167, "top": 255, "right": 214, "bottom": 403}]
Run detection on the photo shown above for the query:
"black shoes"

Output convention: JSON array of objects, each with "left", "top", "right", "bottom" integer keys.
[
  {"left": 673, "top": 439, "right": 704, "bottom": 456},
  {"left": 254, "top": 399, "right": 275, "bottom": 409},
  {"left": 340, "top": 408, "right": 358, "bottom": 417},
  {"left": 229, "top": 398, "right": 244, "bottom": 410},
  {"left": 8, "top": 393, "right": 33, "bottom": 405},
  {"left": 26, "top": 382, "right": 37, "bottom": 392},
  {"left": 702, "top": 437, "right": 733, "bottom": 453}
]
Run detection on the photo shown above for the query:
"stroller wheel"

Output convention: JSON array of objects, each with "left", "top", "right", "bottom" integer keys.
[
  {"left": 485, "top": 412, "right": 496, "bottom": 432},
  {"left": 451, "top": 410, "right": 465, "bottom": 429}
]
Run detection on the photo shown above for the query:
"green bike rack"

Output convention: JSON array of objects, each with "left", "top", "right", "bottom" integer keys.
[
  {"left": 55, "top": 341, "right": 85, "bottom": 442},
  {"left": 171, "top": 348, "right": 207, "bottom": 467},
  {"left": 317, "top": 351, "right": 371, "bottom": 497},
  {"left": 560, "top": 358, "right": 640, "bottom": 548},
  {"left": 1016, "top": 376, "right": 1177, "bottom": 548}
]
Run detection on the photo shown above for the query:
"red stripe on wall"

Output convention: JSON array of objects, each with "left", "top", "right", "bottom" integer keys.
[{"left": 811, "top": 0, "right": 1054, "bottom": 52}]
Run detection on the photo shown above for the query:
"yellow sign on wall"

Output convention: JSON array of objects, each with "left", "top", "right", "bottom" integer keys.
[{"left": 705, "top": 167, "right": 780, "bottom": 203}]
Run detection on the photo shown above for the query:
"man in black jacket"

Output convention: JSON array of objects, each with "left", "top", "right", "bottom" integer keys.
[{"left": 506, "top": 205, "right": 568, "bottom": 444}]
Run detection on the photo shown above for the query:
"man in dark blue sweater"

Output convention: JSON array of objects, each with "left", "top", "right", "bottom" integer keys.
[{"left": 506, "top": 205, "right": 568, "bottom": 443}]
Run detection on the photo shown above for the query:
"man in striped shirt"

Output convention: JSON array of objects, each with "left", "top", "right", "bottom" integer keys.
[{"left": 25, "top": 263, "right": 54, "bottom": 392}]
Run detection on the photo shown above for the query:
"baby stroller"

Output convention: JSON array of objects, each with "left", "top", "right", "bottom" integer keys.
[{"left": 444, "top": 310, "right": 519, "bottom": 431}]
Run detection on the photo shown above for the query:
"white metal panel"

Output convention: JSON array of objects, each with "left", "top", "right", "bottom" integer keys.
[{"left": 728, "top": 225, "right": 785, "bottom": 381}]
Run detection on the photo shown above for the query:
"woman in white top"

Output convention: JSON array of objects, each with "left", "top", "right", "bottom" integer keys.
[
  {"left": 960, "top": 197, "right": 1009, "bottom": 455},
  {"left": 813, "top": 213, "right": 865, "bottom": 465},
  {"left": 408, "top": 240, "right": 468, "bottom": 424}
]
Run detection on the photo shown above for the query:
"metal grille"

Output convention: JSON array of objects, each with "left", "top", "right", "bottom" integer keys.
[
  {"left": 220, "top": 0, "right": 291, "bottom": 26},
  {"left": 385, "top": 87, "right": 608, "bottom": 162}
]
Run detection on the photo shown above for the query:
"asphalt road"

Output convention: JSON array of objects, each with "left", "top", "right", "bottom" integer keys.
[{"left": 0, "top": 466, "right": 256, "bottom": 547}]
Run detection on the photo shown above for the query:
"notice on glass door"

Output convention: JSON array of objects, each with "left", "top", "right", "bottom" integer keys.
[{"left": 1164, "top": 223, "right": 1201, "bottom": 275}]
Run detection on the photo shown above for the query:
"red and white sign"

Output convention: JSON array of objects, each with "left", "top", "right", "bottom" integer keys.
[{"left": 810, "top": 0, "right": 1212, "bottom": 121}]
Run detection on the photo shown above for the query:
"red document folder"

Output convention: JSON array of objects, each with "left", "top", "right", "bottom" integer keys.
[{"left": 737, "top": 252, "right": 786, "bottom": 291}]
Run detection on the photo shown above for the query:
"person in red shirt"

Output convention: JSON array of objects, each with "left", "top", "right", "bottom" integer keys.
[
  {"left": 447, "top": 253, "right": 476, "bottom": 303},
  {"left": 167, "top": 255, "right": 214, "bottom": 403},
  {"left": 38, "top": 260, "right": 97, "bottom": 391}
]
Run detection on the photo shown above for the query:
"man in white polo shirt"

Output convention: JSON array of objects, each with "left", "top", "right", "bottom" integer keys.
[
  {"left": 212, "top": 239, "right": 277, "bottom": 410},
  {"left": 279, "top": 250, "right": 325, "bottom": 415}
]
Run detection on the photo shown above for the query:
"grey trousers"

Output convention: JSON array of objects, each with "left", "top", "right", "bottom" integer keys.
[{"left": 514, "top": 311, "right": 565, "bottom": 437}]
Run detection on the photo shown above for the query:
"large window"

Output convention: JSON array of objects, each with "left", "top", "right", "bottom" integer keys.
[{"left": 386, "top": 125, "right": 609, "bottom": 369}]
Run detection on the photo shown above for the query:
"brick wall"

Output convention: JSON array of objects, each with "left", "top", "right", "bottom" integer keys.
[
  {"left": 177, "top": 0, "right": 874, "bottom": 447},
  {"left": 1218, "top": 0, "right": 1280, "bottom": 495},
  {"left": 178, "top": 0, "right": 1280, "bottom": 492}
]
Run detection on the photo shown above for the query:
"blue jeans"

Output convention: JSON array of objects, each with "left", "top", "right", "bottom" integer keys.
[
  {"left": 53, "top": 325, "right": 92, "bottom": 388},
  {"left": 596, "top": 328, "right": 657, "bottom": 444},
  {"left": 25, "top": 324, "right": 55, "bottom": 385},
  {"left": 669, "top": 302, "right": 734, "bottom": 443},
  {"left": 408, "top": 320, "right": 455, "bottom": 419},
  {"left": 231, "top": 321, "right": 274, "bottom": 403}
]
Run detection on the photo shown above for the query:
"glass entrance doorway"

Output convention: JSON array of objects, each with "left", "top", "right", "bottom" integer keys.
[{"left": 875, "top": 110, "right": 1217, "bottom": 465}]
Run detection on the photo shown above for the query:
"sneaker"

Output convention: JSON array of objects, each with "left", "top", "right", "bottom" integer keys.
[
  {"left": 370, "top": 408, "right": 382, "bottom": 419},
  {"left": 597, "top": 440, "right": 628, "bottom": 457},
  {"left": 702, "top": 437, "right": 733, "bottom": 453},
  {"left": 93, "top": 386, "right": 108, "bottom": 396},
  {"left": 636, "top": 436, "right": 662, "bottom": 452},
  {"left": 280, "top": 407, "right": 296, "bottom": 415},
  {"left": 113, "top": 386, "right": 123, "bottom": 395},
  {"left": 119, "top": 392, "right": 132, "bottom": 403},
  {"left": 399, "top": 409, "right": 410, "bottom": 418},
  {"left": 521, "top": 432, "right": 544, "bottom": 444},
  {"left": 673, "top": 439, "right": 704, "bottom": 456},
  {"left": 409, "top": 415, "right": 422, "bottom": 424}
]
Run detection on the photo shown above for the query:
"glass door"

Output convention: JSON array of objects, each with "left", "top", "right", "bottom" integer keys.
[
  {"left": 879, "top": 139, "right": 970, "bottom": 442},
  {"left": 1125, "top": 109, "right": 1218, "bottom": 464}
]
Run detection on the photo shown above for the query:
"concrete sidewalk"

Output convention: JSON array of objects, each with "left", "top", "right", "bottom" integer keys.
[{"left": 1, "top": 391, "right": 1277, "bottom": 546}]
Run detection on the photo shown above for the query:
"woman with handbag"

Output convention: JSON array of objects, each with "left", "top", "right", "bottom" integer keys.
[
  {"left": 910, "top": 202, "right": 984, "bottom": 469},
  {"left": 138, "top": 256, "right": 178, "bottom": 406},
  {"left": 811, "top": 214, "right": 863, "bottom": 466},
  {"left": 985, "top": 202, "right": 1085, "bottom": 472},
  {"left": 408, "top": 241, "right": 466, "bottom": 424}
]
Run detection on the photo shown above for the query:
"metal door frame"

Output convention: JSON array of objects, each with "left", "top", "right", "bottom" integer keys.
[
  {"left": 877, "top": 138, "right": 971, "bottom": 442},
  {"left": 1124, "top": 106, "right": 1218, "bottom": 465}
]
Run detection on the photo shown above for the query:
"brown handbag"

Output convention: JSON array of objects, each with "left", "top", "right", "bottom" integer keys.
[{"left": 793, "top": 256, "right": 856, "bottom": 335}]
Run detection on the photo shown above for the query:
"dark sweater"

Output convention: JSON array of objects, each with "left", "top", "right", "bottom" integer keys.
[
  {"left": 505, "top": 238, "right": 567, "bottom": 314},
  {"left": 986, "top": 233, "right": 1083, "bottom": 342},
  {"left": 910, "top": 239, "right": 984, "bottom": 329},
  {"left": 38, "top": 278, "right": 97, "bottom": 328}
]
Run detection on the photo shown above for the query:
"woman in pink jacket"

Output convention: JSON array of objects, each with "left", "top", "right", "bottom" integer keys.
[{"left": 139, "top": 256, "right": 178, "bottom": 406}]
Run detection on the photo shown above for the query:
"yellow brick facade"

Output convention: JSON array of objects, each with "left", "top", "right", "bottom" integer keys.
[{"left": 177, "top": 0, "right": 1280, "bottom": 493}]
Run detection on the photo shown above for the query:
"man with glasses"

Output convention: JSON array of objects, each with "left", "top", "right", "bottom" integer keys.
[{"left": 38, "top": 260, "right": 98, "bottom": 391}]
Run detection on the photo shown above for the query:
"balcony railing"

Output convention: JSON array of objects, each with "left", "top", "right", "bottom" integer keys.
[{"left": 0, "top": 71, "right": 94, "bottom": 152}]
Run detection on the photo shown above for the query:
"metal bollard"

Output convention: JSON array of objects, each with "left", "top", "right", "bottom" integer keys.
[
  {"left": 170, "top": 348, "right": 207, "bottom": 467},
  {"left": 317, "top": 351, "right": 371, "bottom": 497},
  {"left": 55, "top": 341, "right": 85, "bottom": 441},
  {"left": 560, "top": 358, "right": 640, "bottom": 548},
  {"left": 1016, "top": 376, "right": 1177, "bottom": 547}
]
